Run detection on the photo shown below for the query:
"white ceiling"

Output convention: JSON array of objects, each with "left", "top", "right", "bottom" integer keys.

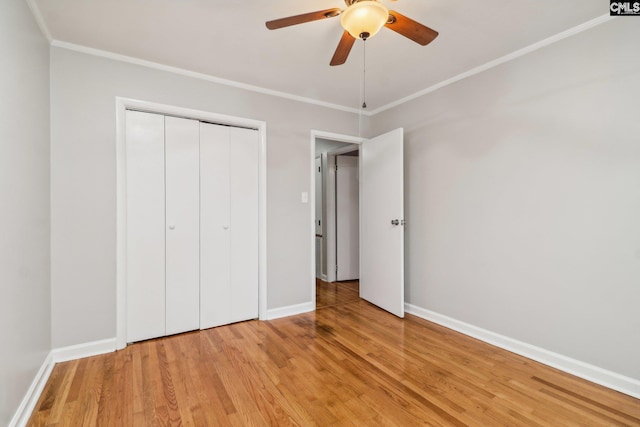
[{"left": 32, "top": 0, "right": 606, "bottom": 111}]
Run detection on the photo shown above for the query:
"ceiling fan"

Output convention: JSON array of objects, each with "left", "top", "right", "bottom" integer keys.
[{"left": 266, "top": 0, "right": 438, "bottom": 66}]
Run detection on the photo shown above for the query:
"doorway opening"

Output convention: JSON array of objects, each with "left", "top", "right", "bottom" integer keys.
[
  {"left": 311, "top": 128, "right": 406, "bottom": 318},
  {"left": 310, "top": 131, "right": 364, "bottom": 308}
]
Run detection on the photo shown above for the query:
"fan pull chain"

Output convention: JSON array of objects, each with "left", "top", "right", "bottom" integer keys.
[{"left": 361, "top": 38, "right": 367, "bottom": 109}]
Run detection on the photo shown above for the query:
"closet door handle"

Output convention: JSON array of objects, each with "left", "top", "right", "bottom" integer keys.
[
  {"left": 168, "top": 224, "right": 175, "bottom": 230},
  {"left": 223, "top": 225, "right": 229, "bottom": 230}
]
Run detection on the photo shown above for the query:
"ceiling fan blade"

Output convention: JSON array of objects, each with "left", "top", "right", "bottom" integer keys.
[
  {"left": 266, "top": 8, "right": 342, "bottom": 30},
  {"left": 330, "top": 31, "right": 356, "bottom": 66},
  {"left": 385, "top": 11, "right": 438, "bottom": 46}
]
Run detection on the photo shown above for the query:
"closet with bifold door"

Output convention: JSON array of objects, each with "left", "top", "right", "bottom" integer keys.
[{"left": 125, "top": 110, "right": 259, "bottom": 344}]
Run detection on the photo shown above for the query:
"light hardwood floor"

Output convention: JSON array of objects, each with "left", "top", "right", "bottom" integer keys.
[
  {"left": 315, "top": 279, "right": 359, "bottom": 309},
  {"left": 28, "top": 280, "right": 640, "bottom": 426}
]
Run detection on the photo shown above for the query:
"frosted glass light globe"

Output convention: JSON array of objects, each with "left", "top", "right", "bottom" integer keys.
[{"left": 340, "top": 1, "right": 389, "bottom": 39}]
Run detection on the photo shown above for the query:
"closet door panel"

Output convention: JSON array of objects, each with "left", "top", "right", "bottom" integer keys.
[
  {"left": 229, "top": 127, "right": 259, "bottom": 322},
  {"left": 199, "top": 123, "right": 231, "bottom": 329},
  {"left": 165, "top": 116, "right": 200, "bottom": 335},
  {"left": 125, "top": 110, "right": 166, "bottom": 342}
]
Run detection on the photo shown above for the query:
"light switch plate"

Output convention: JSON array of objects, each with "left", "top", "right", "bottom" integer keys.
[{"left": 301, "top": 191, "right": 309, "bottom": 203}]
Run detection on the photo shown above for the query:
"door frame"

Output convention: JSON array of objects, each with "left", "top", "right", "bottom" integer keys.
[
  {"left": 116, "top": 97, "right": 268, "bottom": 350},
  {"left": 310, "top": 131, "right": 364, "bottom": 303},
  {"left": 314, "top": 155, "right": 324, "bottom": 280}
]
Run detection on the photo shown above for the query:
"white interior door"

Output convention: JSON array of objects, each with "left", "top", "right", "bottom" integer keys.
[
  {"left": 200, "top": 123, "right": 231, "bottom": 329},
  {"left": 228, "top": 127, "right": 259, "bottom": 323},
  {"left": 360, "top": 128, "right": 404, "bottom": 317},
  {"left": 200, "top": 124, "right": 259, "bottom": 328},
  {"left": 336, "top": 155, "right": 359, "bottom": 281},
  {"left": 165, "top": 116, "right": 200, "bottom": 335},
  {"left": 125, "top": 110, "right": 166, "bottom": 342},
  {"left": 126, "top": 113, "right": 259, "bottom": 339}
]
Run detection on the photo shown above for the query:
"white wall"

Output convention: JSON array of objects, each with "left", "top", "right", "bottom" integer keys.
[
  {"left": 371, "top": 18, "right": 640, "bottom": 380},
  {"left": 50, "top": 47, "right": 359, "bottom": 348},
  {"left": 0, "top": 1, "right": 51, "bottom": 424}
]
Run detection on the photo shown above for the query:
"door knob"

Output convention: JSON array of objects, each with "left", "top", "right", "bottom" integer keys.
[
  {"left": 391, "top": 219, "right": 399, "bottom": 226},
  {"left": 168, "top": 224, "right": 175, "bottom": 230},
  {"left": 223, "top": 225, "right": 229, "bottom": 230}
]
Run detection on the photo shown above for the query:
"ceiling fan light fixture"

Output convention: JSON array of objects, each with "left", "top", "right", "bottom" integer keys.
[{"left": 340, "top": 0, "right": 389, "bottom": 40}]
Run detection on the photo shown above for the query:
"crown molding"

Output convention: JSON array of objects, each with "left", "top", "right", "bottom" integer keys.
[
  {"left": 369, "top": 14, "right": 616, "bottom": 115},
  {"left": 31, "top": 5, "right": 613, "bottom": 118},
  {"left": 26, "top": 0, "right": 52, "bottom": 43},
  {"left": 50, "top": 40, "right": 364, "bottom": 115}
]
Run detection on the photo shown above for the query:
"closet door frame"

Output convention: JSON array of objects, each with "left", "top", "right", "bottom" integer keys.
[{"left": 115, "top": 97, "right": 267, "bottom": 350}]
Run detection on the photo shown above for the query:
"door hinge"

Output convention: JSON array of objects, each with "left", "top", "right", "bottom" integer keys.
[
  {"left": 335, "top": 163, "right": 338, "bottom": 171},
  {"left": 335, "top": 265, "right": 338, "bottom": 273}
]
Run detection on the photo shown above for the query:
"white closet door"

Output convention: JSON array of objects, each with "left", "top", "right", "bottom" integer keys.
[
  {"left": 199, "top": 123, "right": 231, "bottom": 329},
  {"left": 228, "top": 127, "right": 259, "bottom": 323},
  {"left": 125, "top": 110, "right": 166, "bottom": 342},
  {"left": 200, "top": 123, "right": 259, "bottom": 328},
  {"left": 165, "top": 116, "right": 200, "bottom": 335}
]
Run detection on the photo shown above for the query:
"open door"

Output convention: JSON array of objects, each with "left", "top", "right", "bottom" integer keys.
[{"left": 360, "top": 128, "right": 404, "bottom": 317}]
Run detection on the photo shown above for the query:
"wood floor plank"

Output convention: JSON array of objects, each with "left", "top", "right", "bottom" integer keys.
[
  {"left": 111, "top": 346, "right": 133, "bottom": 425},
  {"left": 44, "top": 360, "right": 78, "bottom": 425},
  {"left": 95, "top": 353, "right": 115, "bottom": 425},
  {"left": 163, "top": 337, "right": 197, "bottom": 427},
  {"left": 27, "top": 280, "right": 640, "bottom": 426},
  {"left": 154, "top": 340, "right": 182, "bottom": 426},
  {"left": 139, "top": 342, "right": 160, "bottom": 426},
  {"left": 75, "top": 355, "right": 105, "bottom": 426}
]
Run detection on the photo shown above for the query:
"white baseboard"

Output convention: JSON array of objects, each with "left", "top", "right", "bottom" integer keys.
[
  {"left": 9, "top": 338, "right": 118, "bottom": 426},
  {"left": 405, "top": 303, "right": 640, "bottom": 399},
  {"left": 266, "top": 301, "right": 315, "bottom": 320},
  {"left": 51, "top": 337, "right": 117, "bottom": 363},
  {"left": 8, "top": 352, "right": 54, "bottom": 427}
]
